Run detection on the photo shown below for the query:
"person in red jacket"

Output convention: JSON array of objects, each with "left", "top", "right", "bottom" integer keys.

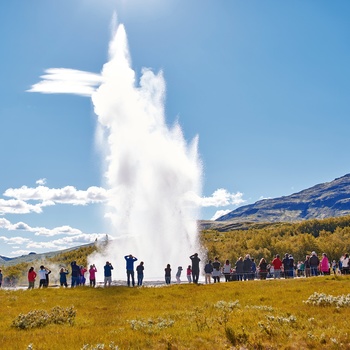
[
  {"left": 28, "top": 267, "right": 37, "bottom": 289},
  {"left": 271, "top": 254, "right": 283, "bottom": 279}
]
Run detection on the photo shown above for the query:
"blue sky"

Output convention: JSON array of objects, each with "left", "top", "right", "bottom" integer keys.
[{"left": 1, "top": 1, "right": 350, "bottom": 257}]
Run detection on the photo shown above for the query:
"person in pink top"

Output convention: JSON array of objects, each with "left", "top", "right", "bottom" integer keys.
[
  {"left": 320, "top": 253, "right": 330, "bottom": 275},
  {"left": 89, "top": 264, "right": 97, "bottom": 287}
]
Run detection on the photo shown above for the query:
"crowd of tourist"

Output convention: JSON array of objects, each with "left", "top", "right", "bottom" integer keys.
[
  {"left": 1, "top": 250, "right": 349, "bottom": 289},
  {"left": 201, "top": 251, "right": 350, "bottom": 283}
]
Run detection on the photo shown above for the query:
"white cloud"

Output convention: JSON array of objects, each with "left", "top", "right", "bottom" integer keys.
[
  {"left": 0, "top": 218, "right": 11, "bottom": 228},
  {"left": 0, "top": 198, "right": 43, "bottom": 215},
  {"left": 9, "top": 249, "right": 32, "bottom": 257},
  {"left": 28, "top": 68, "right": 103, "bottom": 96},
  {"left": 26, "top": 233, "right": 106, "bottom": 251},
  {"left": 3, "top": 185, "right": 109, "bottom": 205},
  {"left": 36, "top": 178, "right": 47, "bottom": 185},
  {"left": 210, "top": 209, "right": 232, "bottom": 221},
  {"left": 0, "top": 236, "right": 30, "bottom": 245},
  {"left": 187, "top": 188, "right": 245, "bottom": 208}
]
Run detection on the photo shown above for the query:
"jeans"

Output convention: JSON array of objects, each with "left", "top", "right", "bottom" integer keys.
[
  {"left": 137, "top": 273, "right": 143, "bottom": 286},
  {"left": 310, "top": 266, "right": 318, "bottom": 276},
  {"left": 71, "top": 276, "right": 80, "bottom": 287},
  {"left": 127, "top": 270, "right": 135, "bottom": 286},
  {"left": 274, "top": 269, "right": 281, "bottom": 279},
  {"left": 192, "top": 271, "right": 199, "bottom": 284}
]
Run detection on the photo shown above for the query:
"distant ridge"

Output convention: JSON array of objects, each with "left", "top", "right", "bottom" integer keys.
[{"left": 216, "top": 174, "right": 350, "bottom": 223}]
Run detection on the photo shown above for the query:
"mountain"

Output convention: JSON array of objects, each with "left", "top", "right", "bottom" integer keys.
[
  {"left": 216, "top": 174, "right": 350, "bottom": 223},
  {"left": 0, "top": 255, "right": 13, "bottom": 263}
]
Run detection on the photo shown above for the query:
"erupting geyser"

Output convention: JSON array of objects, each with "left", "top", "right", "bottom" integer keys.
[
  {"left": 31, "top": 22, "right": 203, "bottom": 281},
  {"left": 91, "top": 24, "right": 202, "bottom": 280}
]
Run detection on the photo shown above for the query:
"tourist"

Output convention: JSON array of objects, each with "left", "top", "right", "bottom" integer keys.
[
  {"left": 212, "top": 257, "right": 221, "bottom": 283},
  {"left": 136, "top": 261, "right": 144, "bottom": 286},
  {"left": 243, "top": 254, "right": 252, "bottom": 281},
  {"left": 165, "top": 264, "right": 171, "bottom": 285},
  {"left": 124, "top": 254, "right": 138, "bottom": 287},
  {"left": 89, "top": 264, "right": 97, "bottom": 287},
  {"left": 189, "top": 253, "right": 201, "bottom": 284},
  {"left": 59, "top": 268, "right": 69, "bottom": 287},
  {"left": 223, "top": 260, "right": 231, "bottom": 282},
  {"left": 186, "top": 265, "right": 192, "bottom": 283},
  {"left": 309, "top": 251, "right": 320, "bottom": 276},
  {"left": 271, "top": 254, "right": 282, "bottom": 279},
  {"left": 258, "top": 258, "right": 268, "bottom": 280},
  {"left": 235, "top": 257, "right": 244, "bottom": 281},
  {"left": 0, "top": 269, "right": 2, "bottom": 288},
  {"left": 204, "top": 260, "right": 213, "bottom": 284},
  {"left": 320, "top": 253, "right": 330, "bottom": 275},
  {"left": 104, "top": 261, "right": 114, "bottom": 287},
  {"left": 38, "top": 265, "right": 49, "bottom": 288},
  {"left": 304, "top": 255, "right": 311, "bottom": 277},
  {"left": 71, "top": 261, "right": 81, "bottom": 288},
  {"left": 297, "top": 260, "right": 305, "bottom": 277},
  {"left": 176, "top": 266, "right": 183, "bottom": 283},
  {"left": 28, "top": 267, "right": 37, "bottom": 289},
  {"left": 288, "top": 255, "right": 295, "bottom": 278},
  {"left": 251, "top": 258, "right": 257, "bottom": 280},
  {"left": 331, "top": 260, "right": 337, "bottom": 275},
  {"left": 282, "top": 253, "right": 291, "bottom": 278},
  {"left": 80, "top": 265, "right": 87, "bottom": 286},
  {"left": 341, "top": 253, "right": 349, "bottom": 274}
]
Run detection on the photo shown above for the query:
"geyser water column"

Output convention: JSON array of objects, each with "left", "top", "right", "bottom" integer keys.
[{"left": 90, "top": 24, "right": 203, "bottom": 280}]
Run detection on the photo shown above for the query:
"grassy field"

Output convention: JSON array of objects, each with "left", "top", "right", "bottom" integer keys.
[{"left": 2, "top": 275, "right": 350, "bottom": 350}]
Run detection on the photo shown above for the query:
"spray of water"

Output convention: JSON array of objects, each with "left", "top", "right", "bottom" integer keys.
[{"left": 88, "top": 24, "right": 203, "bottom": 281}]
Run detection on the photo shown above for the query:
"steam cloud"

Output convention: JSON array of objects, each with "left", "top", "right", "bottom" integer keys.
[{"left": 89, "top": 24, "right": 202, "bottom": 280}]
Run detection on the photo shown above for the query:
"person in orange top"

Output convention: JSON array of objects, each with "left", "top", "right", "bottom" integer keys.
[{"left": 28, "top": 267, "right": 37, "bottom": 289}]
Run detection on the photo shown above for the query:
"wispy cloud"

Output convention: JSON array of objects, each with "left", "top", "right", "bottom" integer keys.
[
  {"left": 0, "top": 218, "right": 106, "bottom": 256},
  {"left": 0, "top": 218, "right": 98, "bottom": 238},
  {"left": 0, "top": 198, "right": 43, "bottom": 215},
  {"left": 3, "top": 185, "right": 108, "bottom": 206},
  {"left": 27, "top": 68, "right": 103, "bottom": 96},
  {"left": 0, "top": 236, "right": 31, "bottom": 245}
]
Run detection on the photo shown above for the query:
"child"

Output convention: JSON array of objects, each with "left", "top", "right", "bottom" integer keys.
[
  {"left": 136, "top": 261, "right": 144, "bottom": 286},
  {"left": 176, "top": 266, "right": 183, "bottom": 283},
  {"left": 186, "top": 265, "right": 192, "bottom": 283}
]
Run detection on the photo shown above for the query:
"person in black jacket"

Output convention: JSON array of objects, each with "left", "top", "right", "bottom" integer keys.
[
  {"left": 71, "top": 261, "right": 81, "bottom": 288},
  {"left": 309, "top": 251, "right": 320, "bottom": 276},
  {"left": 190, "top": 253, "right": 201, "bottom": 284}
]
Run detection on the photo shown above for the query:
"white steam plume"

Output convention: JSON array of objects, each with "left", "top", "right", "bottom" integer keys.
[{"left": 88, "top": 24, "right": 203, "bottom": 281}]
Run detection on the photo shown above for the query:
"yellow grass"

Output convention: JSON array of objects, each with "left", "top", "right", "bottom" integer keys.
[{"left": 2, "top": 276, "right": 350, "bottom": 349}]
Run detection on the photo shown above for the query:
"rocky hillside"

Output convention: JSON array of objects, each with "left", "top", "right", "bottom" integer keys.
[{"left": 216, "top": 174, "right": 350, "bottom": 223}]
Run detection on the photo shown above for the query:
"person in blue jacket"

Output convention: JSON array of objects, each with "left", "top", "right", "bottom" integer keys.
[
  {"left": 104, "top": 261, "right": 114, "bottom": 287},
  {"left": 124, "top": 254, "right": 138, "bottom": 287}
]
